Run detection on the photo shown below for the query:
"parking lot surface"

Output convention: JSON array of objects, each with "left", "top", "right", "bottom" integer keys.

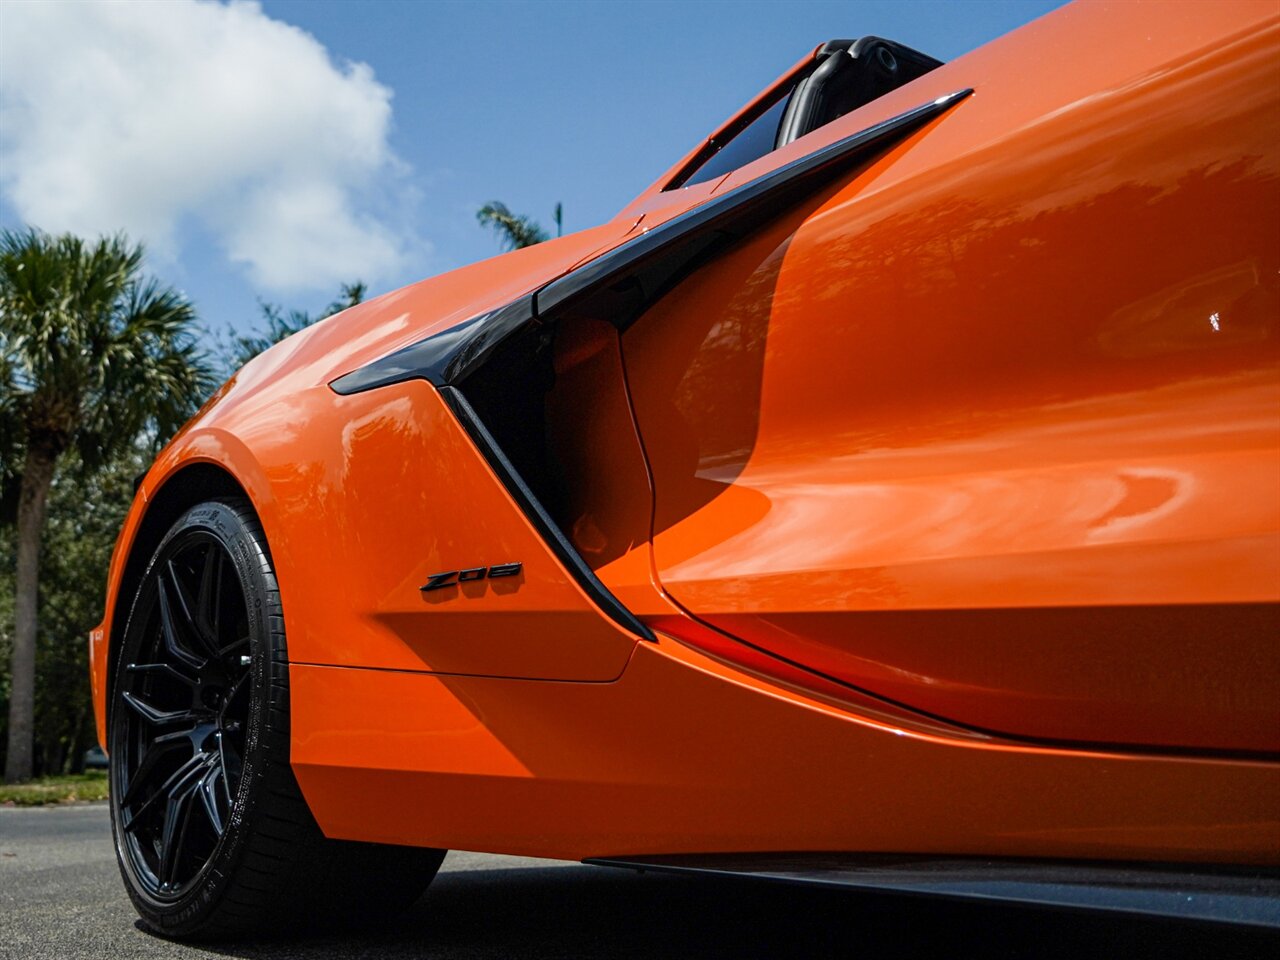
[{"left": 1, "top": 803, "right": 1272, "bottom": 959}]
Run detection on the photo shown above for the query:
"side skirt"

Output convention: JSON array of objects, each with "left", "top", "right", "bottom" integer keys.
[{"left": 583, "top": 854, "right": 1280, "bottom": 929}]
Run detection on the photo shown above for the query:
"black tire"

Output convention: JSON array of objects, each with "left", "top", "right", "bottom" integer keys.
[{"left": 108, "top": 498, "right": 444, "bottom": 939}]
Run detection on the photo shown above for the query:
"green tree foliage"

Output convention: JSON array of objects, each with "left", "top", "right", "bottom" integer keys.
[
  {"left": 0, "top": 228, "right": 215, "bottom": 782},
  {"left": 476, "top": 201, "right": 552, "bottom": 251},
  {"left": 228, "top": 281, "right": 366, "bottom": 369},
  {"left": 0, "top": 450, "right": 141, "bottom": 775}
]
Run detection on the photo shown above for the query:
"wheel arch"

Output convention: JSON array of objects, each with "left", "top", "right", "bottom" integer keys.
[{"left": 105, "top": 462, "right": 253, "bottom": 728}]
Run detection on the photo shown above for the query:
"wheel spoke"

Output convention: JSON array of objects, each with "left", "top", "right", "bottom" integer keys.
[
  {"left": 121, "top": 690, "right": 199, "bottom": 727},
  {"left": 156, "top": 760, "right": 206, "bottom": 886},
  {"left": 157, "top": 572, "right": 207, "bottom": 671},
  {"left": 167, "top": 558, "right": 221, "bottom": 661},
  {"left": 123, "top": 751, "right": 205, "bottom": 834},
  {"left": 219, "top": 673, "right": 250, "bottom": 716},
  {"left": 126, "top": 662, "right": 196, "bottom": 688},
  {"left": 196, "top": 546, "right": 226, "bottom": 642},
  {"left": 218, "top": 634, "right": 250, "bottom": 658},
  {"left": 120, "top": 729, "right": 191, "bottom": 807},
  {"left": 198, "top": 765, "right": 225, "bottom": 835},
  {"left": 217, "top": 725, "right": 242, "bottom": 807}
]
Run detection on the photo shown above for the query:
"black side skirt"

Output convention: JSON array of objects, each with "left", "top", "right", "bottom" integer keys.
[{"left": 584, "top": 853, "right": 1280, "bottom": 929}]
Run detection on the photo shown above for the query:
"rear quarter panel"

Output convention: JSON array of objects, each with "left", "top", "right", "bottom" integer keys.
[{"left": 623, "top": 0, "right": 1280, "bottom": 751}]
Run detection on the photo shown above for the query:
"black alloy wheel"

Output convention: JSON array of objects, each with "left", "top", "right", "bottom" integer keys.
[
  {"left": 112, "top": 525, "right": 250, "bottom": 896},
  {"left": 109, "top": 499, "right": 443, "bottom": 939}
]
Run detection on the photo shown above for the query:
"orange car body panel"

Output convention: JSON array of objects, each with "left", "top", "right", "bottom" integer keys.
[
  {"left": 91, "top": 224, "right": 646, "bottom": 734},
  {"left": 622, "top": 0, "right": 1280, "bottom": 752},
  {"left": 290, "top": 636, "right": 1280, "bottom": 864},
  {"left": 92, "top": 0, "right": 1280, "bottom": 868}
]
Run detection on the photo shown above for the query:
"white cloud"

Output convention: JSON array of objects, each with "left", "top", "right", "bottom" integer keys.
[{"left": 0, "top": 0, "right": 419, "bottom": 291}]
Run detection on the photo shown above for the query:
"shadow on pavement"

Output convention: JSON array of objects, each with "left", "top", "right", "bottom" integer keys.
[{"left": 181, "top": 864, "right": 1273, "bottom": 960}]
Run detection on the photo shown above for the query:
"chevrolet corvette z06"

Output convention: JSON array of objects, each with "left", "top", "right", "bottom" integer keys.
[{"left": 91, "top": 0, "right": 1280, "bottom": 937}]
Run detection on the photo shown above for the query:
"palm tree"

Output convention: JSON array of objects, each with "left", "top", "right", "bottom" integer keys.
[
  {"left": 476, "top": 201, "right": 551, "bottom": 250},
  {"left": 0, "top": 228, "right": 214, "bottom": 783}
]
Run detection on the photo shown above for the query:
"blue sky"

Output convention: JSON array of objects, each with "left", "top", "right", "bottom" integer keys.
[{"left": 0, "top": 0, "right": 1064, "bottom": 340}]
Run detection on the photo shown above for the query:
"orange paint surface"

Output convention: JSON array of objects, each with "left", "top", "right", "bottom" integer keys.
[
  {"left": 624, "top": 0, "right": 1280, "bottom": 752},
  {"left": 291, "top": 635, "right": 1280, "bottom": 863},
  {"left": 92, "top": 0, "right": 1280, "bottom": 869}
]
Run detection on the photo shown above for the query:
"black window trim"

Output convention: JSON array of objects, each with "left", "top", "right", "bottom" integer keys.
[{"left": 663, "top": 57, "right": 821, "bottom": 192}]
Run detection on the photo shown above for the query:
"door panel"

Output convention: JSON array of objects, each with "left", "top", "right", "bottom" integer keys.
[{"left": 621, "top": 4, "right": 1280, "bottom": 751}]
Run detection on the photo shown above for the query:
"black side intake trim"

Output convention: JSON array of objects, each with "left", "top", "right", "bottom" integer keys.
[
  {"left": 438, "top": 385, "right": 655, "bottom": 642},
  {"left": 535, "top": 88, "right": 971, "bottom": 328},
  {"left": 330, "top": 89, "right": 972, "bottom": 395},
  {"left": 328, "top": 90, "right": 971, "bottom": 648},
  {"left": 332, "top": 296, "right": 538, "bottom": 396}
]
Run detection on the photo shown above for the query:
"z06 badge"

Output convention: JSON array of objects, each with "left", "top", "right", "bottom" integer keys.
[{"left": 420, "top": 562, "right": 523, "bottom": 593}]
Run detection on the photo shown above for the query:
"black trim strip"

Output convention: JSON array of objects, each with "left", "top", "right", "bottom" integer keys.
[
  {"left": 438, "top": 386, "right": 655, "bottom": 642},
  {"left": 331, "top": 296, "right": 538, "bottom": 398},
  {"left": 328, "top": 90, "right": 972, "bottom": 648},
  {"left": 585, "top": 854, "right": 1280, "bottom": 929},
  {"left": 331, "top": 89, "right": 971, "bottom": 395},
  {"left": 540, "top": 88, "right": 971, "bottom": 321}
]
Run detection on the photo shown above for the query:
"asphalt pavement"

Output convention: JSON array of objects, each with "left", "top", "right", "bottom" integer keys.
[{"left": 1, "top": 803, "right": 1273, "bottom": 959}]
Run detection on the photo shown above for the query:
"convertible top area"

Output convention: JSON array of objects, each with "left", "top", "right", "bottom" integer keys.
[{"left": 670, "top": 37, "right": 944, "bottom": 189}]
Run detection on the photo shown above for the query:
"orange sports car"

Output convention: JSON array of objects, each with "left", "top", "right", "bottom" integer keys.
[{"left": 90, "top": 0, "right": 1280, "bottom": 938}]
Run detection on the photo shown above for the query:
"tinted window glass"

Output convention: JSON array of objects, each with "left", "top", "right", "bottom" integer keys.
[{"left": 678, "top": 92, "right": 791, "bottom": 188}]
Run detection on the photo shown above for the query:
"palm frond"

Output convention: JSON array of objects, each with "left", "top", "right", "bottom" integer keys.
[
  {"left": 476, "top": 201, "right": 550, "bottom": 251},
  {"left": 0, "top": 226, "right": 214, "bottom": 472}
]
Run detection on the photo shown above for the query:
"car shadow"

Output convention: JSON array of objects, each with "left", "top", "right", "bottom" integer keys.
[{"left": 181, "top": 863, "right": 1270, "bottom": 960}]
